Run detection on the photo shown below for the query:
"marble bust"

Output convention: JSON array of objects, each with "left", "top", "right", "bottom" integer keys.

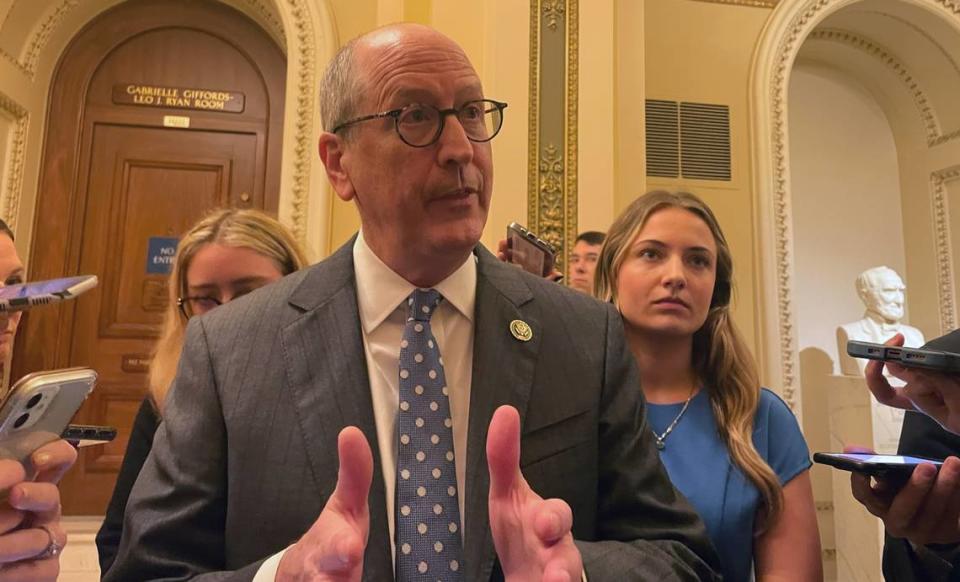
[{"left": 837, "top": 266, "right": 925, "bottom": 376}]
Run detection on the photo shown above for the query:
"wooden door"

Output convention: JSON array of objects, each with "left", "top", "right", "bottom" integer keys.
[{"left": 13, "top": 0, "right": 285, "bottom": 514}]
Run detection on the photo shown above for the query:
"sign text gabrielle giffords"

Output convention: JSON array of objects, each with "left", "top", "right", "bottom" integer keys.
[{"left": 113, "top": 84, "right": 245, "bottom": 113}]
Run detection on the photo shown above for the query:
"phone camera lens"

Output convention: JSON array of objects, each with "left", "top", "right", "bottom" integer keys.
[
  {"left": 13, "top": 413, "right": 29, "bottom": 429},
  {"left": 25, "top": 394, "right": 42, "bottom": 409}
]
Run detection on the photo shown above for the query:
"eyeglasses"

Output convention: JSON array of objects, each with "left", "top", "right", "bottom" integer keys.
[
  {"left": 331, "top": 99, "right": 508, "bottom": 147},
  {"left": 177, "top": 296, "right": 222, "bottom": 319}
]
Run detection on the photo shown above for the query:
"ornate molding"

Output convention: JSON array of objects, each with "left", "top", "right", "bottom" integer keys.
[
  {"left": 931, "top": 168, "right": 960, "bottom": 334},
  {"left": 527, "top": 0, "right": 540, "bottom": 239},
  {"left": 0, "top": 93, "right": 29, "bottom": 233},
  {"left": 565, "top": 0, "right": 579, "bottom": 264},
  {"left": 528, "top": 0, "right": 578, "bottom": 272},
  {"left": 690, "top": 0, "right": 778, "bottom": 7},
  {"left": 0, "top": 0, "right": 80, "bottom": 81},
  {"left": 229, "top": 0, "right": 288, "bottom": 51},
  {"left": 806, "top": 28, "right": 944, "bottom": 147},
  {"left": 867, "top": 11, "right": 960, "bottom": 80},
  {"left": 538, "top": 144, "right": 564, "bottom": 248},
  {"left": 282, "top": 0, "right": 316, "bottom": 245},
  {"left": 542, "top": 1, "right": 565, "bottom": 31},
  {"left": 752, "top": 0, "right": 960, "bottom": 414}
]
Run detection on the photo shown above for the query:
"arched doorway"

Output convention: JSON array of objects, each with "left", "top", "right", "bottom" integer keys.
[
  {"left": 14, "top": 0, "right": 287, "bottom": 515},
  {"left": 751, "top": 0, "right": 960, "bottom": 577}
]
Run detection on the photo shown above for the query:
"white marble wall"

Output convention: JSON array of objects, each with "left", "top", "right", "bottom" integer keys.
[
  {"left": 60, "top": 517, "right": 102, "bottom": 582},
  {"left": 826, "top": 374, "right": 901, "bottom": 581}
]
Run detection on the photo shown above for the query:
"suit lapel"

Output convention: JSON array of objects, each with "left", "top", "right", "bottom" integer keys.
[
  {"left": 464, "top": 250, "right": 541, "bottom": 581},
  {"left": 279, "top": 240, "right": 393, "bottom": 581}
]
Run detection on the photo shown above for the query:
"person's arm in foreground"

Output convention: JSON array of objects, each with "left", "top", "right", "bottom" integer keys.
[
  {"left": 0, "top": 439, "right": 76, "bottom": 581},
  {"left": 753, "top": 471, "right": 823, "bottom": 581}
]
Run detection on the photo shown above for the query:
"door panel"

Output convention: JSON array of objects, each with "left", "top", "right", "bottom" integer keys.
[
  {"left": 58, "top": 124, "right": 258, "bottom": 512},
  {"left": 17, "top": 0, "right": 286, "bottom": 516}
]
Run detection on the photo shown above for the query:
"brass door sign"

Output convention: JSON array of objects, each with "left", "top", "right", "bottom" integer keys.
[{"left": 114, "top": 84, "right": 245, "bottom": 113}]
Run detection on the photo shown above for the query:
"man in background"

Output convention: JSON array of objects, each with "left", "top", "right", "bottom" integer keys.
[{"left": 568, "top": 231, "right": 605, "bottom": 295}]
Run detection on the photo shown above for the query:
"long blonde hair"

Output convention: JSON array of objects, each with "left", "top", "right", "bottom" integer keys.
[
  {"left": 149, "top": 208, "right": 308, "bottom": 413},
  {"left": 595, "top": 190, "right": 784, "bottom": 526}
]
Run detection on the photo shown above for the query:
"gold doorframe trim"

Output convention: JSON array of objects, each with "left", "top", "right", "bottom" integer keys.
[{"left": 528, "top": 0, "right": 578, "bottom": 272}]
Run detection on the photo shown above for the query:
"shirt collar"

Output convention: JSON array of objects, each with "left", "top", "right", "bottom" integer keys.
[{"left": 353, "top": 231, "right": 476, "bottom": 335}]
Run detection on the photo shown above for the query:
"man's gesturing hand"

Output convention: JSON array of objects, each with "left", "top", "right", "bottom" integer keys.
[
  {"left": 277, "top": 427, "right": 373, "bottom": 582},
  {"left": 487, "top": 406, "right": 583, "bottom": 582}
]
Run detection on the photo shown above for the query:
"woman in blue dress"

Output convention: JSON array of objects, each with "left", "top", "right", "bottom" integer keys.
[{"left": 594, "top": 190, "right": 822, "bottom": 581}]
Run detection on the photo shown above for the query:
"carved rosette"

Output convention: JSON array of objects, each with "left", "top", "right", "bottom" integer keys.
[{"left": 528, "top": 0, "right": 578, "bottom": 272}]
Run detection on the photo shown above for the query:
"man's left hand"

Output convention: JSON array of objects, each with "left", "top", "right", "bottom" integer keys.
[{"left": 487, "top": 405, "right": 583, "bottom": 582}]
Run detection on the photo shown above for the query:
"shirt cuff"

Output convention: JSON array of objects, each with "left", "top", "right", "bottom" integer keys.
[{"left": 253, "top": 547, "right": 290, "bottom": 582}]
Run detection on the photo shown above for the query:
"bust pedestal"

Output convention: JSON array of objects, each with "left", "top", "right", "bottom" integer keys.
[{"left": 826, "top": 374, "right": 905, "bottom": 581}]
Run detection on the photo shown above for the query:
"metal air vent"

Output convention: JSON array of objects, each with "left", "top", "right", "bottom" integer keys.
[
  {"left": 645, "top": 99, "right": 731, "bottom": 182},
  {"left": 645, "top": 99, "right": 679, "bottom": 178}
]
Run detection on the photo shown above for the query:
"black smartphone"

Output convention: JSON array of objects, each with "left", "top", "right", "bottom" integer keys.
[
  {"left": 506, "top": 222, "right": 556, "bottom": 277},
  {"left": 813, "top": 452, "right": 944, "bottom": 478},
  {"left": 846, "top": 340, "right": 960, "bottom": 373},
  {"left": 61, "top": 424, "right": 117, "bottom": 448}
]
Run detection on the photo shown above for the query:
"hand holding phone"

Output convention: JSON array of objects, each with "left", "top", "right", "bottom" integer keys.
[
  {"left": 506, "top": 223, "right": 556, "bottom": 277},
  {"left": 847, "top": 339, "right": 960, "bottom": 373},
  {"left": 814, "top": 451, "right": 943, "bottom": 478},
  {"left": 836, "top": 448, "right": 960, "bottom": 546},
  {"left": 0, "top": 368, "right": 96, "bottom": 476}
]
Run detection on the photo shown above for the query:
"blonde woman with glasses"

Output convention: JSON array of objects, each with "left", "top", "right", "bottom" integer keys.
[
  {"left": 594, "top": 191, "right": 821, "bottom": 581},
  {"left": 96, "top": 208, "right": 308, "bottom": 575}
]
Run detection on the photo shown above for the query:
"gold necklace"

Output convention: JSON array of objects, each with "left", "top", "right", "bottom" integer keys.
[{"left": 653, "top": 387, "right": 696, "bottom": 450}]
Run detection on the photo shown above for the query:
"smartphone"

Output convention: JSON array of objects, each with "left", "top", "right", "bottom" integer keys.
[
  {"left": 847, "top": 340, "right": 960, "bottom": 373},
  {"left": 0, "top": 275, "right": 98, "bottom": 312},
  {"left": 813, "top": 452, "right": 944, "bottom": 478},
  {"left": 506, "top": 222, "right": 557, "bottom": 277},
  {"left": 61, "top": 424, "right": 117, "bottom": 448},
  {"left": 0, "top": 368, "right": 96, "bottom": 474}
]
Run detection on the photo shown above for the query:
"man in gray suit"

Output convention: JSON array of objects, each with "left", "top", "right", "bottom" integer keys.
[{"left": 105, "top": 24, "right": 719, "bottom": 581}]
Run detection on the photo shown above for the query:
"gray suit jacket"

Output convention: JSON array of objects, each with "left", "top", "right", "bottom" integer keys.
[{"left": 104, "top": 241, "right": 720, "bottom": 581}]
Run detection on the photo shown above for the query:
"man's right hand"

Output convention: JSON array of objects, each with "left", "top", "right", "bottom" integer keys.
[
  {"left": 277, "top": 427, "right": 373, "bottom": 582},
  {"left": 865, "top": 333, "right": 960, "bottom": 435}
]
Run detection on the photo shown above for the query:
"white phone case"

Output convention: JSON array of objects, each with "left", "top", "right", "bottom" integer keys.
[{"left": 0, "top": 368, "right": 96, "bottom": 474}]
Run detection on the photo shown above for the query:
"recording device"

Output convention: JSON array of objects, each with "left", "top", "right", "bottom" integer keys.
[
  {"left": 506, "top": 222, "right": 557, "bottom": 277},
  {"left": 846, "top": 340, "right": 960, "bottom": 373},
  {"left": 62, "top": 424, "right": 117, "bottom": 448},
  {"left": 813, "top": 452, "right": 944, "bottom": 478},
  {"left": 0, "top": 274, "right": 98, "bottom": 312},
  {"left": 0, "top": 368, "right": 96, "bottom": 473}
]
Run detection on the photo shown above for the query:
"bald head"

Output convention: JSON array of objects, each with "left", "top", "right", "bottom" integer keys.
[{"left": 319, "top": 24, "right": 474, "bottom": 134}]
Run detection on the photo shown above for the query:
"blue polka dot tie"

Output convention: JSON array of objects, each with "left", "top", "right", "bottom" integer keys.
[{"left": 396, "top": 289, "right": 464, "bottom": 581}]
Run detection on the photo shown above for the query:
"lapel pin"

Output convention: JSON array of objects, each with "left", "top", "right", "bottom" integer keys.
[{"left": 509, "top": 319, "right": 533, "bottom": 342}]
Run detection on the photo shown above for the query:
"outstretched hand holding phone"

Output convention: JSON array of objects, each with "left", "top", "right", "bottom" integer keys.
[
  {"left": 861, "top": 334, "right": 960, "bottom": 435},
  {"left": 844, "top": 445, "right": 960, "bottom": 547}
]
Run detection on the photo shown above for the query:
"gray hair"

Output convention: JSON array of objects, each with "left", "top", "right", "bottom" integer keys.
[{"left": 319, "top": 38, "right": 363, "bottom": 133}]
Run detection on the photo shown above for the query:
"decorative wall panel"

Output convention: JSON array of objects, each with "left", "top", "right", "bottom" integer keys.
[{"left": 528, "top": 0, "right": 577, "bottom": 271}]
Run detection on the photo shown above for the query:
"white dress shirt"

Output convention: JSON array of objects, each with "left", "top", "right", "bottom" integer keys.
[{"left": 255, "top": 232, "right": 475, "bottom": 580}]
